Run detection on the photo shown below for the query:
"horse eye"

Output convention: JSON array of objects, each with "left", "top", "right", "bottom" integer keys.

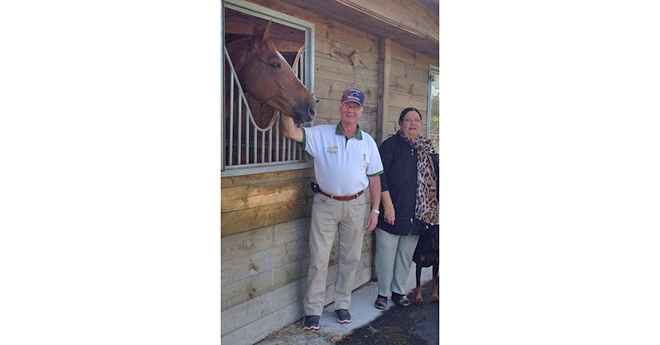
[{"left": 270, "top": 63, "right": 281, "bottom": 69}]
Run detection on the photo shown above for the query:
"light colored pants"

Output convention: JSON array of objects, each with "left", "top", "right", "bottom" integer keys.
[
  {"left": 375, "top": 227, "right": 419, "bottom": 297},
  {"left": 303, "top": 192, "right": 368, "bottom": 316}
]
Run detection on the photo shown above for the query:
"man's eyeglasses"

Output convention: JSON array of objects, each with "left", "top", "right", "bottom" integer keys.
[{"left": 341, "top": 103, "right": 362, "bottom": 111}]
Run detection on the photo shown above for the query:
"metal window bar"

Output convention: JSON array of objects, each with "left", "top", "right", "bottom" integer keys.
[
  {"left": 245, "top": 102, "right": 250, "bottom": 164},
  {"left": 268, "top": 125, "right": 273, "bottom": 162},
  {"left": 275, "top": 115, "right": 280, "bottom": 162},
  {"left": 237, "top": 84, "right": 242, "bottom": 165},
  {"left": 228, "top": 71, "right": 234, "bottom": 166},
  {"left": 252, "top": 125, "right": 256, "bottom": 164},
  {"left": 282, "top": 132, "right": 288, "bottom": 161},
  {"left": 223, "top": 45, "right": 307, "bottom": 169},
  {"left": 293, "top": 46, "right": 305, "bottom": 86}
]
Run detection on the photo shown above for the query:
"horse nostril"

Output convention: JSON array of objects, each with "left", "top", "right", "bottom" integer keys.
[{"left": 308, "top": 105, "right": 316, "bottom": 118}]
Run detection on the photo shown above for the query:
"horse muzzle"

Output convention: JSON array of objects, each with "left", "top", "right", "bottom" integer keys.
[{"left": 292, "top": 102, "right": 316, "bottom": 124}]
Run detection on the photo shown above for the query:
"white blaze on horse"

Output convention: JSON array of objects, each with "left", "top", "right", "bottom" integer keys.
[{"left": 226, "top": 21, "right": 316, "bottom": 125}]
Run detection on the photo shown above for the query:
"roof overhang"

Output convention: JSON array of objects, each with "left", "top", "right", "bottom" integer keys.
[{"left": 280, "top": 0, "right": 438, "bottom": 57}]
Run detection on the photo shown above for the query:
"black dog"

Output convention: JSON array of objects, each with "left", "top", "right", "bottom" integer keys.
[{"left": 412, "top": 224, "right": 439, "bottom": 304}]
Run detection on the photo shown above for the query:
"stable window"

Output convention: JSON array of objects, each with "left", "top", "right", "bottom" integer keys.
[{"left": 222, "top": 0, "right": 315, "bottom": 176}]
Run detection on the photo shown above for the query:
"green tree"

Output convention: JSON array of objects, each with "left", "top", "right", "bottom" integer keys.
[{"left": 430, "top": 94, "right": 439, "bottom": 151}]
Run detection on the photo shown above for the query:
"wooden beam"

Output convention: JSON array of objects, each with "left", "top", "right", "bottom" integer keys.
[
  {"left": 221, "top": 198, "right": 313, "bottom": 237},
  {"left": 221, "top": 278, "right": 306, "bottom": 335},
  {"left": 221, "top": 256, "right": 309, "bottom": 310},
  {"left": 221, "top": 237, "right": 309, "bottom": 287},
  {"left": 378, "top": 37, "right": 391, "bottom": 144},
  {"left": 220, "top": 218, "right": 310, "bottom": 262},
  {"left": 335, "top": 0, "right": 438, "bottom": 40},
  {"left": 392, "top": 0, "right": 439, "bottom": 18},
  {"left": 224, "top": 8, "right": 306, "bottom": 42},
  {"left": 271, "top": 39, "right": 304, "bottom": 53},
  {"left": 221, "top": 168, "right": 314, "bottom": 189},
  {"left": 221, "top": 178, "right": 315, "bottom": 213}
]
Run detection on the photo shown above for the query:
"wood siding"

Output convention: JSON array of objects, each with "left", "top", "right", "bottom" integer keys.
[
  {"left": 221, "top": 1, "right": 437, "bottom": 344},
  {"left": 383, "top": 41, "right": 438, "bottom": 139},
  {"left": 221, "top": 218, "right": 375, "bottom": 342},
  {"left": 221, "top": 168, "right": 315, "bottom": 237}
]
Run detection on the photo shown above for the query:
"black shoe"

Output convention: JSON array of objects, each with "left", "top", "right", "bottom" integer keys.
[
  {"left": 335, "top": 309, "right": 352, "bottom": 324},
  {"left": 303, "top": 315, "right": 320, "bottom": 330},
  {"left": 392, "top": 292, "right": 411, "bottom": 307},
  {"left": 374, "top": 295, "right": 387, "bottom": 309}
]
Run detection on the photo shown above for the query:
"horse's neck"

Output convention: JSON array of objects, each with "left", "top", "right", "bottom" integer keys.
[
  {"left": 226, "top": 40, "right": 249, "bottom": 75},
  {"left": 225, "top": 42, "right": 248, "bottom": 103}
]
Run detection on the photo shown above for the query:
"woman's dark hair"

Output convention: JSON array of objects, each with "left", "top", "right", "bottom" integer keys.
[{"left": 398, "top": 107, "right": 422, "bottom": 125}]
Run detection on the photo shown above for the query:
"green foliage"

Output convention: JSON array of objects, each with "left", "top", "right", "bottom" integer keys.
[{"left": 430, "top": 94, "right": 439, "bottom": 151}]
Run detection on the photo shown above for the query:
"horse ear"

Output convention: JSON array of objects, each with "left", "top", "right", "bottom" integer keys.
[{"left": 252, "top": 21, "right": 272, "bottom": 48}]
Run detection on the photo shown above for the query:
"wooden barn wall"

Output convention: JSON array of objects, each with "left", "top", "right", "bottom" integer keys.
[
  {"left": 221, "top": 1, "right": 382, "bottom": 344},
  {"left": 384, "top": 41, "right": 439, "bottom": 138}
]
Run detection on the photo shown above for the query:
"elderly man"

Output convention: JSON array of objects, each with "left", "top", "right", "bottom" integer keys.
[{"left": 280, "top": 88, "right": 383, "bottom": 330}]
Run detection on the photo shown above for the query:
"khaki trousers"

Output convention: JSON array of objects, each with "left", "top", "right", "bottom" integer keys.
[
  {"left": 303, "top": 192, "right": 368, "bottom": 316},
  {"left": 374, "top": 227, "right": 419, "bottom": 297}
]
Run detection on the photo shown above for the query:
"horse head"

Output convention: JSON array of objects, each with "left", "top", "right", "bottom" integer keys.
[{"left": 226, "top": 21, "right": 316, "bottom": 125}]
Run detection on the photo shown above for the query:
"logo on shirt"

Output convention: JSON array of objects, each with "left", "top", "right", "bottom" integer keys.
[{"left": 326, "top": 145, "right": 338, "bottom": 154}]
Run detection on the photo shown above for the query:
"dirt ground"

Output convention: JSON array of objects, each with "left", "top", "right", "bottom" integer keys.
[{"left": 336, "top": 281, "right": 439, "bottom": 345}]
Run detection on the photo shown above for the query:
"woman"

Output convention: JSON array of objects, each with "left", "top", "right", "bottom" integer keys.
[{"left": 374, "top": 107, "right": 439, "bottom": 309}]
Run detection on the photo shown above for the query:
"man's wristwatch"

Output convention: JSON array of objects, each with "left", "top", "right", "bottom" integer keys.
[{"left": 371, "top": 209, "right": 380, "bottom": 214}]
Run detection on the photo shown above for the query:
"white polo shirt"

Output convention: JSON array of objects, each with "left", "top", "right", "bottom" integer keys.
[{"left": 302, "top": 124, "right": 384, "bottom": 196}]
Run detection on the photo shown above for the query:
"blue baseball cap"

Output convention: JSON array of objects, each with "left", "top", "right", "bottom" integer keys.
[{"left": 341, "top": 88, "right": 364, "bottom": 106}]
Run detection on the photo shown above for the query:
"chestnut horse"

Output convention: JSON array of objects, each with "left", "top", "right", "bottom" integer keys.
[{"left": 225, "top": 21, "right": 316, "bottom": 125}]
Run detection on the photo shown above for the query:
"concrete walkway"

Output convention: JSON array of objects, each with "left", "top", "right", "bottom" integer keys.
[{"left": 256, "top": 266, "right": 435, "bottom": 345}]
